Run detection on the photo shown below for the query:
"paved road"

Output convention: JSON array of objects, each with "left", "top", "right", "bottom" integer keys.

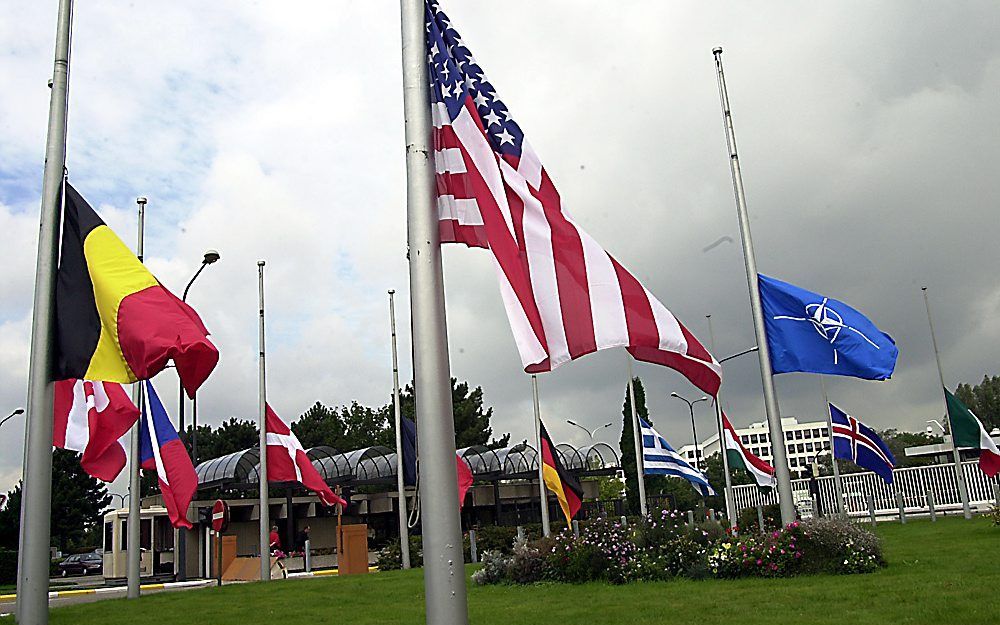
[{"left": 0, "top": 580, "right": 215, "bottom": 614}]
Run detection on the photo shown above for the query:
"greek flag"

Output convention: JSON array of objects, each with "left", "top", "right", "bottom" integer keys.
[{"left": 640, "top": 418, "right": 715, "bottom": 497}]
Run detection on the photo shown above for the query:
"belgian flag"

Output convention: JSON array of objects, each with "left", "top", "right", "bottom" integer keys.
[
  {"left": 539, "top": 421, "right": 583, "bottom": 528},
  {"left": 55, "top": 183, "right": 219, "bottom": 396}
]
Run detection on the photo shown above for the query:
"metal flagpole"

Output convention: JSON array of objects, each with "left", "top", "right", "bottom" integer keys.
[
  {"left": 17, "top": 2, "right": 74, "bottom": 620},
  {"left": 257, "top": 260, "right": 271, "bottom": 579},
  {"left": 399, "top": 1, "right": 468, "bottom": 622},
  {"left": 626, "top": 357, "right": 647, "bottom": 516},
  {"left": 922, "top": 287, "right": 972, "bottom": 520},
  {"left": 712, "top": 47, "right": 796, "bottom": 525},
  {"left": 126, "top": 196, "right": 146, "bottom": 599},
  {"left": 388, "top": 290, "right": 411, "bottom": 569},
  {"left": 819, "top": 377, "right": 846, "bottom": 516},
  {"left": 531, "top": 376, "right": 551, "bottom": 537},
  {"left": 706, "top": 316, "right": 735, "bottom": 527}
]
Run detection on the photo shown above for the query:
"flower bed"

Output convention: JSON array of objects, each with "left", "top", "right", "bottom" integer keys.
[{"left": 472, "top": 511, "right": 884, "bottom": 586}]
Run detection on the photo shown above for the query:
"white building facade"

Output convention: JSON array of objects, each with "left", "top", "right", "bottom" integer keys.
[{"left": 676, "top": 416, "right": 831, "bottom": 475}]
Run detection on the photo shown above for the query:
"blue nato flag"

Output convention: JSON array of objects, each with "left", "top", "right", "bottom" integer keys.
[{"left": 758, "top": 274, "right": 898, "bottom": 380}]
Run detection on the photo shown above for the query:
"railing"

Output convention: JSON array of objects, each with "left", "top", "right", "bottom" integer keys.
[{"left": 732, "top": 460, "right": 1000, "bottom": 517}]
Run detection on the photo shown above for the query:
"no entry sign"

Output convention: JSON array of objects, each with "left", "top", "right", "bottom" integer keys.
[{"left": 211, "top": 499, "right": 230, "bottom": 533}]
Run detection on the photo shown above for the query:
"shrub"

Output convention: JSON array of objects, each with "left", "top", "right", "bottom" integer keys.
[
  {"left": 505, "top": 537, "right": 547, "bottom": 584},
  {"left": 0, "top": 550, "right": 15, "bottom": 585},
  {"left": 737, "top": 503, "right": 782, "bottom": 533},
  {"left": 987, "top": 505, "right": 1000, "bottom": 527},
  {"left": 471, "top": 550, "right": 509, "bottom": 586},
  {"left": 793, "top": 516, "right": 884, "bottom": 574},
  {"left": 375, "top": 535, "right": 422, "bottom": 570}
]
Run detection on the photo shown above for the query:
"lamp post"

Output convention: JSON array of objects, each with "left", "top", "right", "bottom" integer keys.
[
  {"left": 0, "top": 409, "right": 24, "bottom": 429},
  {"left": 176, "top": 249, "right": 220, "bottom": 582},
  {"left": 670, "top": 393, "right": 709, "bottom": 470},
  {"left": 566, "top": 420, "right": 613, "bottom": 441}
]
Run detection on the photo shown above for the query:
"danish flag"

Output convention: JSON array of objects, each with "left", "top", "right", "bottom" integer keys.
[
  {"left": 265, "top": 405, "right": 347, "bottom": 508},
  {"left": 53, "top": 379, "right": 138, "bottom": 482}
]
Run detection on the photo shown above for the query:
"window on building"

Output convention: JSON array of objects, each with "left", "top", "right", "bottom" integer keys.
[
  {"left": 761, "top": 433, "right": 768, "bottom": 442},
  {"left": 104, "top": 521, "right": 113, "bottom": 552},
  {"left": 786, "top": 432, "right": 794, "bottom": 441},
  {"left": 797, "top": 444, "right": 805, "bottom": 453},
  {"left": 813, "top": 428, "right": 821, "bottom": 438},
  {"left": 790, "top": 458, "right": 798, "bottom": 467},
  {"left": 821, "top": 428, "right": 829, "bottom": 437},
  {"left": 806, "top": 442, "right": 814, "bottom": 452},
  {"left": 794, "top": 430, "right": 803, "bottom": 440},
  {"left": 741, "top": 435, "right": 749, "bottom": 444},
  {"left": 120, "top": 520, "right": 128, "bottom": 551}
]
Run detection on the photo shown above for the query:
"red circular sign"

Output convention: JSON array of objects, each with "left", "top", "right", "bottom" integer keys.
[{"left": 211, "top": 499, "right": 230, "bottom": 532}]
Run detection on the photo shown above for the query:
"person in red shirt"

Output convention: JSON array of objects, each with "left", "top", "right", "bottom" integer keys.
[{"left": 269, "top": 525, "right": 280, "bottom": 553}]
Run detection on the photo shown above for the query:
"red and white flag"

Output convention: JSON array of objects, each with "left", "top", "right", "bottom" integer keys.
[
  {"left": 53, "top": 379, "right": 138, "bottom": 482},
  {"left": 425, "top": 3, "right": 721, "bottom": 394},
  {"left": 265, "top": 405, "right": 347, "bottom": 507}
]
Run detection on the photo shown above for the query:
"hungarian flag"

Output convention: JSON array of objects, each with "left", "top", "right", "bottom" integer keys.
[
  {"left": 721, "top": 412, "right": 776, "bottom": 490},
  {"left": 539, "top": 421, "right": 583, "bottom": 527},
  {"left": 945, "top": 388, "right": 1000, "bottom": 477},
  {"left": 53, "top": 379, "right": 138, "bottom": 482},
  {"left": 140, "top": 381, "right": 197, "bottom": 529},
  {"left": 265, "top": 405, "right": 347, "bottom": 507},
  {"left": 55, "top": 183, "right": 219, "bottom": 397}
]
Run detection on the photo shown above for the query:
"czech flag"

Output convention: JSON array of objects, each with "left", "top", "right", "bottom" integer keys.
[
  {"left": 539, "top": 421, "right": 583, "bottom": 528},
  {"left": 55, "top": 183, "right": 219, "bottom": 397},
  {"left": 140, "top": 381, "right": 197, "bottom": 528}
]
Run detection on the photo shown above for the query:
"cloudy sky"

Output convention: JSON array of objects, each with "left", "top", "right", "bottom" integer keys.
[{"left": 1, "top": 1, "right": 998, "bottom": 496}]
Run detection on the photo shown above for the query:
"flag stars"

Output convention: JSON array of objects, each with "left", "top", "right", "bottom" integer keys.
[
  {"left": 483, "top": 109, "right": 502, "bottom": 127},
  {"left": 473, "top": 91, "right": 490, "bottom": 108},
  {"left": 495, "top": 128, "right": 515, "bottom": 146}
]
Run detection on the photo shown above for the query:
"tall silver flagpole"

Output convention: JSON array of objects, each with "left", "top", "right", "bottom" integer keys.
[
  {"left": 531, "top": 376, "right": 551, "bottom": 537},
  {"left": 257, "top": 260, "right": 271, "bottom": 579},
  {"left": 706, "top": 316, "right": 735, "bottom": 527},
  {"left": 389, "top": 290, "right": 411, "bottom": 569},
  {"left": 399, "top": 1, "right": 468, "bottom": 622},
  {"left": 126, "top": 197, "right": 146, "bottom": 600},
  {"left": 626, "top": 357, "right": 647, "bottom": 516},
  {"left": 922, "top": 287, "right": 972, "bottom": 520},
  {"left": 17, "top": 0, "right": 74, "bottom": 621},
  {"left": 819, "top": 377, "right": 846, "bottom": 516},
  {"left": 712, "top": 47, "right": 796, "bottom": 525}
]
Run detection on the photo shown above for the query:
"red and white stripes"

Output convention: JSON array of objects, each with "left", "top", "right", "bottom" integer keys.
[{"left": 434, "top": 98, "right": 721, "bottom": 393}]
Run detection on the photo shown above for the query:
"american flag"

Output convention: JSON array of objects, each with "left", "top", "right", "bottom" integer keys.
[{"left": 426, "top": 1, "right": 721, "bottom": 394}]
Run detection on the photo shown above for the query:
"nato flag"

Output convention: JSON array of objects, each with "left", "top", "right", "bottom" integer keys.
[{"left": 759, "top": 274, "right": 898, "bottom": 380}]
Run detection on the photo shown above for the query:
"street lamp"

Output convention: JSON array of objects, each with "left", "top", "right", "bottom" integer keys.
[
  {"left": 566, "top": 419, "right": 614, "bottom": 441},
  {"left": 670, "top": 393, "right": 709, "bottom": 470},
  {"left": 0, "top": 408, "right": 24, "bottom": 429},
  {"left": 177, "top": 249, "right": 220, "bottom": 583},
  {"left": 178, "top": 249, "right": 221, "bottom": 458}
]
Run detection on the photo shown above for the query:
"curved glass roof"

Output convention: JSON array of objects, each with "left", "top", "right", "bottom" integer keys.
[
  {"left": 196, "top": 439, "right": 620, "bottom": 491},
  {"left": 194, "top": 448, "right": 259, "bottom": 489}
]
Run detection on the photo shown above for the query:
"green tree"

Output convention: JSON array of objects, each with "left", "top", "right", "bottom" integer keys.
[
  {"left": 293, "top": 402, "right": 348, "bottom": 449},
  {"left": 619, "top": 377, "right": 664, "bottom": 514},
  {"left": 396, "top": 378, "right": 509, "bottom": 449},
  {"left": 50, "top": 449, "right": 112, "bottom": 551},
  {"left": 0, "top": 483, "right": 22, "bottom": 551},
  {"left": 956, "top": 374, "right": 1000, "bottom": 431}
]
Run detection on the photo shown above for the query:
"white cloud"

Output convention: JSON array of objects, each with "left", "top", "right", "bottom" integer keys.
[{"left": 1, "top": 1, "right": 999, "bottom": 495}]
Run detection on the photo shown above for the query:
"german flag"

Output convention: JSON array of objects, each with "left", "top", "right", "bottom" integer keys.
[
  {"left": 539, "top": 421, "right": 583, "bottom": 528},
  {"left": 55, "top": 183, "right": 219, "bottom": 396}
]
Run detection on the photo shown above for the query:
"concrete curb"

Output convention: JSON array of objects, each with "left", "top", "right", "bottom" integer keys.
[
  {"left": 0, "top": 579, "right": 213, "bottom": 602},
  {"left": 285, "top": 566, "right": 378, "bottom": 579}
]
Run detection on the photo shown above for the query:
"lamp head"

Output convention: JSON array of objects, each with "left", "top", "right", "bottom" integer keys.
[
  {"left": 670, "top": 392, "right": 680, "bottom": 398},
  {"left": 700, "top": 396, "right": 709, "bottom": 402},
  {"left": 202, "top": 249, "right": 221, "bottom": 265},
  {"left": 13, "top": 408, "right": 24, "bottom": 416}
]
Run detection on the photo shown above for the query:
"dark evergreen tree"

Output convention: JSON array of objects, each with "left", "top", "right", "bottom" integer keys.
[
  {"left": 396, "top": 377, "right": 509, "bottom": 449},
  {"left": 50, "top": 449, "right": 112, "bottom": 551},
  {"left": 955, "top": 374, "right": 1000, "bottom": 431}
]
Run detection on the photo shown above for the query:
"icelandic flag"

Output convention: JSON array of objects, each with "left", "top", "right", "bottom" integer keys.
[
  {"left": 759, "top": 274, "right": 898, "bottom": 380},
  {"left": 640, "top": 418, "right": 715, "bottom": 497},
  {"left": 140, "top": 381, "right": 197, "bottom": 528},
  {"left": 830, "top": 403, "right": 896, "bottom": 484}
]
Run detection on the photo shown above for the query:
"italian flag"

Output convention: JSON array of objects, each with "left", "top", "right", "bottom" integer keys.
[
  {"left": 722, "top": 412, "right": 777, "bottom": 489},
  {"left": 945, "top": 388, "right": 1000, "bottom": 477}
]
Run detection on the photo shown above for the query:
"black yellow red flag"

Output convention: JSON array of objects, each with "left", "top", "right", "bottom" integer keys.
[
  {"left": 539, "top": 421, "right": 583, "bottom": 528},
  {"left": 55, "top": 183, "right": 219, "bottom": 396}
]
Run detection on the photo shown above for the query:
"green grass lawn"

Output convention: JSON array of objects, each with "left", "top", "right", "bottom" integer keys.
[{"left": 6, "top": 517, "right": 998, "bottom": 625}]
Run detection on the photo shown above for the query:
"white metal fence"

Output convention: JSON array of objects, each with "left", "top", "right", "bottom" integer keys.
[{"left": 732, "top": 461, "right": 1000, "bottom": 518}]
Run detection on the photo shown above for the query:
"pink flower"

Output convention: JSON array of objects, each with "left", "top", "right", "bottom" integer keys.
[{"left": 756, "top": 559, "right": 762, "bottom": 566}]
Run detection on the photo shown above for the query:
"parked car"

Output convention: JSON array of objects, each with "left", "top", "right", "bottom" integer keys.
[{"left": 58, "top": 552, "right": 103, "bottom": 577}]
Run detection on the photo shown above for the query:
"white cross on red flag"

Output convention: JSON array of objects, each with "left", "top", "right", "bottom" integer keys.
[{"left": 265, "top": 404, "right": 347, "bottom": 508}]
